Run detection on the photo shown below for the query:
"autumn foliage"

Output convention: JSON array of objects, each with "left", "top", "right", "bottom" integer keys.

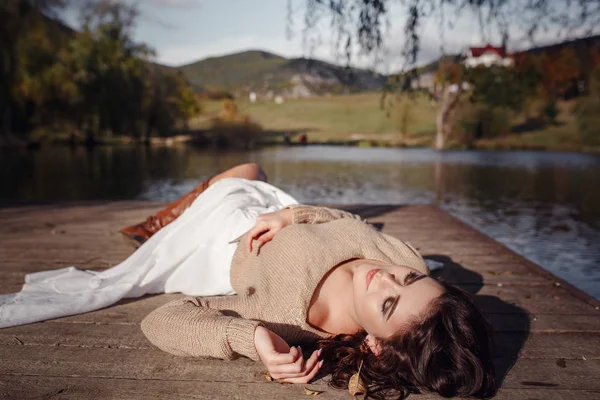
[
  {"left": 209, "top": 99, "right": 263, "bottom": 149},
  {"left": 0, "top": 1, "right": 201, "bottom": 144}
]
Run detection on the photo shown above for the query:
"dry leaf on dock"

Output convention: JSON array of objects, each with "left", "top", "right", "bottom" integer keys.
[
  {"left": 348, "top": 360, "right": 366, "bottom": 396},
  {"left": 303, "top": 387, "right": 324, "bottom": 396}
]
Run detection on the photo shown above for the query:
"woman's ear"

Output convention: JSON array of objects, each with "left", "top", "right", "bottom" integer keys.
[{"left": 365, "top": 334, "right": 382, "bottom": 356}]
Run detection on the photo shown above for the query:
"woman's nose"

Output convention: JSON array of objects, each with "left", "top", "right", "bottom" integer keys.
[{"left": 382, "top": 272, "right": 400, "bottom": 286}]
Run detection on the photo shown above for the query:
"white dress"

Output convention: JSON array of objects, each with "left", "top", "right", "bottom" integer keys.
[{"left": 0, "top": 178, "right": 299, "bottom": 328}]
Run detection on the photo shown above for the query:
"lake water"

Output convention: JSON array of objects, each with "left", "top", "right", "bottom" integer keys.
[{"left": 2, "top": 145, "right": 599, "bottom": 299}]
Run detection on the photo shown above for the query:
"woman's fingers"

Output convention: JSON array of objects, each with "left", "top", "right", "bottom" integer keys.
[
  {"left": 266, "top": 345, "right": 301, "bottom": 366},
  {"left": 246, "top": 211, "right": 291, "bottom": 253},
  {"left": 279, "top": 348, "right": 319, "bottom": 376},
  {"left": 269, "top": 349, "right": 322, "bottom": 380},
  {"left": 248, "top": 222, "right": 283, "bottom": 253},
  {"left": 247, "top": 220, "right": 269, "bottom": 252},
  {"left": 271, "top": 350, "right": 305, "bottom": 375},
  {"left": 302, "top": 349, "right": 321, "bottom": 372},
  {"left": 276, "top": 359, "right": 324, "bottom": 384},
  {"left": 254, "top": 230, "right": 277, "bottom": 253}
]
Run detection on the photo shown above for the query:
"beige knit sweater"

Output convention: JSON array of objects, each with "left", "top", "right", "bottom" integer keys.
[{"left": 141, "top": 205, "right": 429, "bottom": 361}]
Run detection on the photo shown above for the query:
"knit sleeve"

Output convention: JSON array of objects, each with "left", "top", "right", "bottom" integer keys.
[
  {"left": 141, "top": 296, "right": 262, "bottom": 361},
  {"left": 285, "top": 205, "right": 364, "bottom": 224}
]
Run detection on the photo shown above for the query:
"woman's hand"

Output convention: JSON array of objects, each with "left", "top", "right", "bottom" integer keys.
[
  {"left": 247, "top": 209, "right": 293, "bottom": 252},
  {"left": 254, "top": 326, "right": 323, "bottom": 384}
]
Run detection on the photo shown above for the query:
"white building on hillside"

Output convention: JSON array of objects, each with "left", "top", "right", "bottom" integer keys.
[{"left": 464, "top": 45, "right": 513, "bottom": 68}]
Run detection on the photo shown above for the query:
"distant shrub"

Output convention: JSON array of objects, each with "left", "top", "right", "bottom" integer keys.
[
  {"left": 539, "top": 99, "right": 559, "bottom": 124},
  {"left": 481, "top": 107, "right": 513, "bottom": 138},
  {"left": 203, "top": 90, "right": 234, "bottom": 100},
  {"left": 452, "top": 103, "right": 478, "bottom": 146},
  {"left": 575, "top": 67, "right": 600, "bottom": 146},
  {"left": 453, "top": 103, "right": 512, "bottom": 145},
  {"left": 209, "top": 100, "right": 262, "bottom": 148}
]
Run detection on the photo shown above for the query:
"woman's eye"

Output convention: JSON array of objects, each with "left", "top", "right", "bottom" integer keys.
[
  {"left": 381, "top": 297, "right": 394, "bottom": 314},
  {"left": 403, "top": 271, "right": 420, "bottom": 285}
]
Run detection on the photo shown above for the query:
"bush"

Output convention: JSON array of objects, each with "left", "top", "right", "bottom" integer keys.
[
  {"left": 210, "top": 117, "right": 262, "bottom": 144},
  {"left": 575, "top": 67, "right": 600, "bottom": 147},
  {"left": 209, "top": 100, "right": 262, "bottom": 148},
  {"left": 452, "top": 103, "right": 479, "bottom": 146},
  {"left": 453, "top": 103, "right": 513, "bottom": 145},
  {"left": 539, "top": 99, "right": 559, "bottom": 124},
  {"left": 481, "top": 107, "right": 513, "bottom": 138},
  {"left": 575, "top": 96, "right": 600, "bottom": 146}
]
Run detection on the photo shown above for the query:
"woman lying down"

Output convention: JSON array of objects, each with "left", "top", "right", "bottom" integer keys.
[{"left": 0, "top": 163, "right": 495, "bottom": 399}]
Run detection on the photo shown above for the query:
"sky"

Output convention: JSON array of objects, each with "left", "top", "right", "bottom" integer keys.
[{"left": 60, "top": 0, "right": 579, "bottom": 74}]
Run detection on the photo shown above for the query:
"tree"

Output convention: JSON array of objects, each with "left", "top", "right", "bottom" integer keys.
[
  {"left": 66, "top": 1, "right": 154, "bottom": 139},
  {"left": 433, "top": 60, "right": 465, "bottom": 149},
  {"left": 296, "top": 0, "right": 600, "bottom": 149},
  {"left": 541, "top": 47, "right": 582, "bottom": 100},
  {"left": 511, "top": 52, "right": 544, "bottom": 115},
  {"left": 145, "top": 69, "right": 202, "bottom": 138},
  {"left": 0, "top": 0, "right": 68, "bottom": 138},
  {"left": 575, "top": 66, "right": 600, "bottom": 146},
  {"left": 0, "top": 0, "right": 201, "bottom": 143}
]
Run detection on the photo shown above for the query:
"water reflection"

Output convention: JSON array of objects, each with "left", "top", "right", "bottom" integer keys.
[{"left": 1, "top": 145, "right": 599, "bottom": 298}]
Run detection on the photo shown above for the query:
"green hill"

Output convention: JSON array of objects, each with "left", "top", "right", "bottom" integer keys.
[
  {"left": 176, "top": 50, "right": 386, "bottom": 95},
  {"left": 177, "top": 50, "right": 287, "bottom": 91}
]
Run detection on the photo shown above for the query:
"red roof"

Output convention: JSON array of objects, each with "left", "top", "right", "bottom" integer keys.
[{"left": 469, "top": 45, "right": 507, "bottom": 58}]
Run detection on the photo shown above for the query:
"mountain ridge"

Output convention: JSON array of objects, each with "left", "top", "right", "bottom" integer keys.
[
  {"left": 176, "top": 49, "right": 386, "bottom": 96},
  {"left": 177, "top": 35, "right": 600, "bottom": 96}
]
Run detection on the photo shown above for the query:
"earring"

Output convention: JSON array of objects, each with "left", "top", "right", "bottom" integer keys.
[{"left": 360, "top": 340, "right": 370, "bottom": 353}]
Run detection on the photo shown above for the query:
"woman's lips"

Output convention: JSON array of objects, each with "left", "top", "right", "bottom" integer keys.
[{"left": 366, "top": 269, "right": 380, "bottom": 290}]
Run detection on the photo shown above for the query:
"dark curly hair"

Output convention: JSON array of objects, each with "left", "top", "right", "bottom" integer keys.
[{"left": 318, "top": 281, "right": 495, "bottom": 399}]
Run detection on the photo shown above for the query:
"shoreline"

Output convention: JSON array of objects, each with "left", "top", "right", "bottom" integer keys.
[{"left": 2, "top": 135, "right": 599, "bottom": 154}]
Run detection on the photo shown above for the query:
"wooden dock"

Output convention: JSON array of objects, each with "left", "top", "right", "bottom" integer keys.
[{"left": 0, "top": 203, "right": 598, "bottom": 399}]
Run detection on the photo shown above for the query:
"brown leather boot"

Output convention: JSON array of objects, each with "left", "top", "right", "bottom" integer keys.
[{"left": 120, "top": 177, "right": 212, "bottom": 247}]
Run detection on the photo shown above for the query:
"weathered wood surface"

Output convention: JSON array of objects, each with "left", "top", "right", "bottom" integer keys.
[{"left": 0, "top": 203, "right": 599, "bottom": 400}]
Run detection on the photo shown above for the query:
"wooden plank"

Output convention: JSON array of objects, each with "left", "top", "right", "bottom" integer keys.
[
  {"left": 0, "top": 346, "right": 266, "bottom": 383},
  {"left": 0, "top": 375, "right": 598, "bottom": 400},
  {"left": 46, "top": 294, "right": 185, "bottom": 324},
  {"left": 0, "top": 259, "right": 118, "bottom": 273},
  {"left": 436, "top": 263, "right": 551, "bottom": 284},
  {"left": 1, "top": 345, "right": 599, "bottom": 391},
  {"left": 0, "top": 375, "right": 343, "bottom": 400},
  {"left": 471, "top": 285, "right": 600, "bottom": 315},
  {"left": 498, "top": 358, "right": 600, "bottom": 390},
  {"left": 489, "top": 314, "right": 600, "bottom": 333},
  {"left": 2, "top": 236, "right": 128, "bottom": 247},
  {"left": 1, "top": 322, "right": 599, "bottom": 360},
  {"left": 0, "top": 248, "right": 129, "bottom": 261},
  {"left": 495, "top": 332, "right": 600, "bottom": 360},
  {"left": 0, "top": 275, "right": 32, "bottom": 294},
  {"left": 0, "top": 322, "right": 150, "bottom": 350},
  {"left": 492, "top": 389, "right": 600, "bottom": 400}
]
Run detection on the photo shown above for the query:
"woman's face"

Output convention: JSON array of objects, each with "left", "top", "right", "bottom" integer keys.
[{"left": 352, "top": 262, "right": 444, "bottom": 340}]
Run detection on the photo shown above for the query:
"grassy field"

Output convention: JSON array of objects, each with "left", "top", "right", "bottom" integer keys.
[
  {"left": 193, "top": 92, "right": 438, "bottom": 146},
  {"left": 191, "top": 92, "right": 598, "bottom": 152},
  {"left": 474, "top": 101, "right": 589, "bottom": 151}
]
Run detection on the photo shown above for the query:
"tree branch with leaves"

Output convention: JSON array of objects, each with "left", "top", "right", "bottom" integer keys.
[{"left": 295, "top": 0, "right": 600, "bottom": 148}]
